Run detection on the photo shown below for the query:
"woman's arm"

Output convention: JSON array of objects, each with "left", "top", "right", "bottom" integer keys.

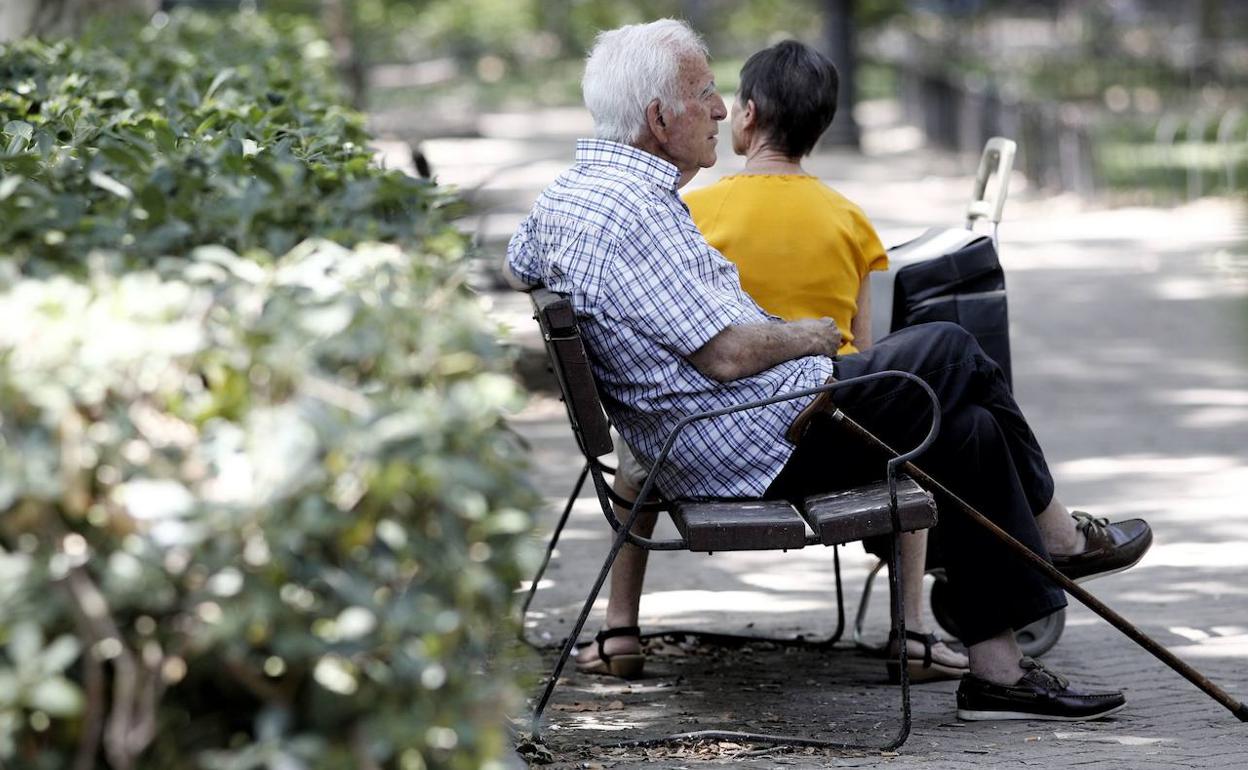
[{"left": 850, "top": 273, "right": 873, "bottom": 351}]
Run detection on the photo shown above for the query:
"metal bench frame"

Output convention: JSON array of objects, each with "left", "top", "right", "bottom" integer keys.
[{"left": 521, "top": 288, "right": 946, "bottom": 751}]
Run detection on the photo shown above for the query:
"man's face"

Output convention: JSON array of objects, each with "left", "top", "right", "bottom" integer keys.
[{"left": 660, "top": 54, "right": 727, "bottom": 174}]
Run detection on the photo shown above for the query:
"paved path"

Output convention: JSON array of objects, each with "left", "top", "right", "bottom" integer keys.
[{"left": 408, "top": 101, "right": 1248, "bottom": 768}]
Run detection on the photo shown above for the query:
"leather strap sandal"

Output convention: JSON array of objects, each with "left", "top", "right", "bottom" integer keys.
[
  {"left": 886, "top": 629, "right": 969, "bottom": 684},
  {"left": 574, "top": 626, "right": 645, "bottom": 679}
]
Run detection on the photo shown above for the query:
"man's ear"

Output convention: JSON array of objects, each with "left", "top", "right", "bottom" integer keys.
[{"left": 646, "top": 99, "right": 668, "bottom": 142}]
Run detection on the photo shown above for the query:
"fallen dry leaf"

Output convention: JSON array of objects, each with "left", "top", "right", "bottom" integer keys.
[{"left": 552, "top": 701, "right": 601, "bottom": 712}]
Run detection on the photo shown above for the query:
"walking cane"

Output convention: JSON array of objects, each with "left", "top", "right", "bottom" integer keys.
[{"left": 828, "top": 409, "right": 1248, "bottom": 723}]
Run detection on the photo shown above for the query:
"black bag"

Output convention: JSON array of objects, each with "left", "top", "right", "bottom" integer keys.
[{"left": 886, "top": 230, "right": 1012, "bottom": 387}]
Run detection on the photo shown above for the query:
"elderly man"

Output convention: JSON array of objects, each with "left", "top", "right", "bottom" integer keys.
[{"left": 505, "top": 19, "right": 1151, "bottom": 722}]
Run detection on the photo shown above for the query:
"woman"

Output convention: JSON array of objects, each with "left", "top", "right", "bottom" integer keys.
[
  {"left": 577, "top": 40, "right": 967, "bottom": 682},
  {"left": 688, "top": 39, "right": 966, "bottom": 680}
]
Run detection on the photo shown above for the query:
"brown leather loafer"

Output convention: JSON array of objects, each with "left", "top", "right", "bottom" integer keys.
[
  {"left": 1050, "top": 511, "right": 1152, "bottom": 583},
  {"left": 957, "top": 658, "right": 1126, "bottom": 721}
]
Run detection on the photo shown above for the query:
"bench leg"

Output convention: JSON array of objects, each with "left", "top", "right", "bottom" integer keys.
[
  {"left": 828, "top": 544, "right": 847, "bottom": 644},
  {"left": 518, "top": 461, "right": 589, "bottom": 648},
  {"left": 883, "top": 530, "right": 913, "bottom": 750},
  {"left": 530, "top": 487, "right": 639, "bottom": 735},
  {"left": 852, "top": 558, "right": 887, "bottom": 651}
]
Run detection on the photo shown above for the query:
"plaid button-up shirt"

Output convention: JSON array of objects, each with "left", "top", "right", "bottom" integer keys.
[{"left": 508, "top": 139, "right": 834, "bottom": 499}]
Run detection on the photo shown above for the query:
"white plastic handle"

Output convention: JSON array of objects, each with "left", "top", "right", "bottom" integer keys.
[{"left": 966, "top": 137, "right": 1017, "bottom": 228}]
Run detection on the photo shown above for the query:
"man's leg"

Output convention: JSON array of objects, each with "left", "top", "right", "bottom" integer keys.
[
  {"left": 772, "top": 323, "right": 1136, "bottom": 718},
  {"left": 771, "top": 399, "right": 1065, "bottom": 668},
  {"left": 849, "top": 394, "right": 1070, "bottom": 650},
  {"left": 833, "top": 322, "right": 1148, "bottom": 571},
  {"left": 1035, "top": 497, "right": 1083, "bottom": 554},
  {"left": 967, "top": 629, "right": 1028, "bottom": 684},
  {"left": 774, "top": 401, "right": 1125, "bottom": 719}
]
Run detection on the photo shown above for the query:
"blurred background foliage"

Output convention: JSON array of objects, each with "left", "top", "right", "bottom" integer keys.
[
  {"left": 7, "top": 1, "right": 1248, "bottom": 200},
  {"left": 230, "top": 0, "right": 1247, "bottom": 204},
  {"left": 876, "top": 0, "right": 1248, "bottom": 201},
  {"left": 260, "top": 0, "right": 901, "bottom": 66}
]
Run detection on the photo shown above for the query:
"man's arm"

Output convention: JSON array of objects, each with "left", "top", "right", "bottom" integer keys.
[
  {"left": 688, "top": 317, "right": 841, "bottom": 382},
  {"left": 499, "top": 254, "right": 535, "bottom": 291}
]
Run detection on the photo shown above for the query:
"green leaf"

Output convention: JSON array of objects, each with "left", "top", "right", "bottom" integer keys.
[
  {"left": 2, "top": 121, "right": 33, "bottom": 142},
  {"left": 204, "top": 67, "right": 237, "bottom": 102},
  {"left": 3, "top": 121, "right": 34, "bottom": 154},
  {"left": 146, "top": 116, "right": 178, "bottom": 153},
  {"left": 38, "top": 636, "right": 81, "bottom": 674},
  {"left": 88, "top": 170, "right": 133, "bottom": 200},
  {"left": 7, "top": 623, "right": 41, "bottom": 667},
  {"left": 27, "top": 677, "right": 84, "bottom": 717},
  {"left": 0, "top": 176, "right": 21, "bottom": 201}
]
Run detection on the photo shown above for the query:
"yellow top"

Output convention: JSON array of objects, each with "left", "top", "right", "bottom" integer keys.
[{"left": 684, "top": 174, "right": 888, "bottom": 354}]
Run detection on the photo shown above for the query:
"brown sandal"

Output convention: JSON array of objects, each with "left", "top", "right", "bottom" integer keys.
[
  {"left": 574, "top": 626, "right": 645, "bottom": 679},
  {"left": 886, "top": 629, "right": 969, "bottom": 684}
]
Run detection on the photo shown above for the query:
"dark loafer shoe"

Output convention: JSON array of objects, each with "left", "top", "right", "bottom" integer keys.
[
  {"left": 1050, "top": 511, "right": 1152, "bottom": 582},
  {"left": 957, "top": 658, "right": 1126, "bottom": 721}
]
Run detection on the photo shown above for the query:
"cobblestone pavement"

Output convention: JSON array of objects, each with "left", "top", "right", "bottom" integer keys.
[{"left": 404, "top": 100, "right": 1248, "bottom": 768}]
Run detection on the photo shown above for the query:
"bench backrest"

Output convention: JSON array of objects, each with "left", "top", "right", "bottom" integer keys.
[{"left": 530, "top": 288, "right": 614, "bottom": 459}]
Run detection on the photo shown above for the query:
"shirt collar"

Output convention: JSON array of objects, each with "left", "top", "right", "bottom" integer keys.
[{"left": 575, "top": 138, "right": 681, "bottom": 191}]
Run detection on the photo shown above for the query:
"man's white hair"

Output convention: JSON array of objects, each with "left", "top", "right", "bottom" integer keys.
[{"left": 582, "top": 19, "right": 709, "bottom": 145}]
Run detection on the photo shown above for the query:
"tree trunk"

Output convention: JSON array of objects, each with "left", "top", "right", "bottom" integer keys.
[
  {"left": 1, "top": 0, "right": 158, "bottom": 42},
  {"left": 821, "top": 0, "right": 861, "bottom": 148}
]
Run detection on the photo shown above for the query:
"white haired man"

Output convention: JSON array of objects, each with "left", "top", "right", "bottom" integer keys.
[{"left": 505, "top": 19, "right": 1151, "bottom": 721}]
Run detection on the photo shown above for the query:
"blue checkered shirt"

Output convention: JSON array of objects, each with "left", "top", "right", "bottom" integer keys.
[{"left": 508, "top": 139, "right": 835, "bottom": 499}]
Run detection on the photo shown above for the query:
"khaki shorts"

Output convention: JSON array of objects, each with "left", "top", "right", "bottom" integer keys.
[{"left": 612, "top": 430, "right": 650, "bottom": 490}]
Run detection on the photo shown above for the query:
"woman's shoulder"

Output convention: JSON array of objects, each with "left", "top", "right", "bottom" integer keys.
[
  {"left": 682, "top": 176, "right": 736, "bottom": 206},
  {"left": 682, "top": 176, "right": 741, "bottom": 229},
  {"left": 807, "top": 178, "right": 863, "bottom": 210}
]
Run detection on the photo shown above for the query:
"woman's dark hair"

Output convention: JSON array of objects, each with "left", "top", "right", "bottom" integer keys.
[{"left": 738, "top": 40, "right": 839, "bottom": 158}]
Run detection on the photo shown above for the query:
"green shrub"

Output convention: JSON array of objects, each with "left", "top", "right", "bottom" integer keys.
[{"left": 0, "top": 10, "right": 536, "bottom": 770}]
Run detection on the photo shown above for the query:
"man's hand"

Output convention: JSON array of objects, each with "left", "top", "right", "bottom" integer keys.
[
  {"left": 689, "top": 317, "right": 841, "bottom": 382},
  {"left": 792, "top": 317, "right": 843, "bottom": 359}
]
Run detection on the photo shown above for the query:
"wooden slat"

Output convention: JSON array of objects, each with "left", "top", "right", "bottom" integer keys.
[
  {"left": 533, "top": 287, "right": 577, "bottom": 333},
  {"left": 531, "top": 289, "right": 614, "bottom": 458},
  {"left": 671, "top": 500, "right": 807, "bottom": 552},
  {"left": 801, "top": 476, "right": 936, "bottom": 546}
]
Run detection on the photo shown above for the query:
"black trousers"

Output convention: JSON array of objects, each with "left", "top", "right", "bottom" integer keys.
[{"left": 766, "top": 322, "right": 1067, "bottom": 645}]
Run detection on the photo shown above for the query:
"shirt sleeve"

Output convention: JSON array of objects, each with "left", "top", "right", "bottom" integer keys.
[
  {"left": 599, "top": 202, "right": 741, "bottom": 357},
  {"left": 853, "top": 207, "right": 889, "bottom": 276},
  {"left": 505, "top": 214, "right": 543, "bottom": 287}
]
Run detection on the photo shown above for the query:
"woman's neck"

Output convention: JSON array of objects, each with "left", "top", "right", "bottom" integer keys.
[{"left": 741, "top": 144, "right": 806, "bottom": 175}]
